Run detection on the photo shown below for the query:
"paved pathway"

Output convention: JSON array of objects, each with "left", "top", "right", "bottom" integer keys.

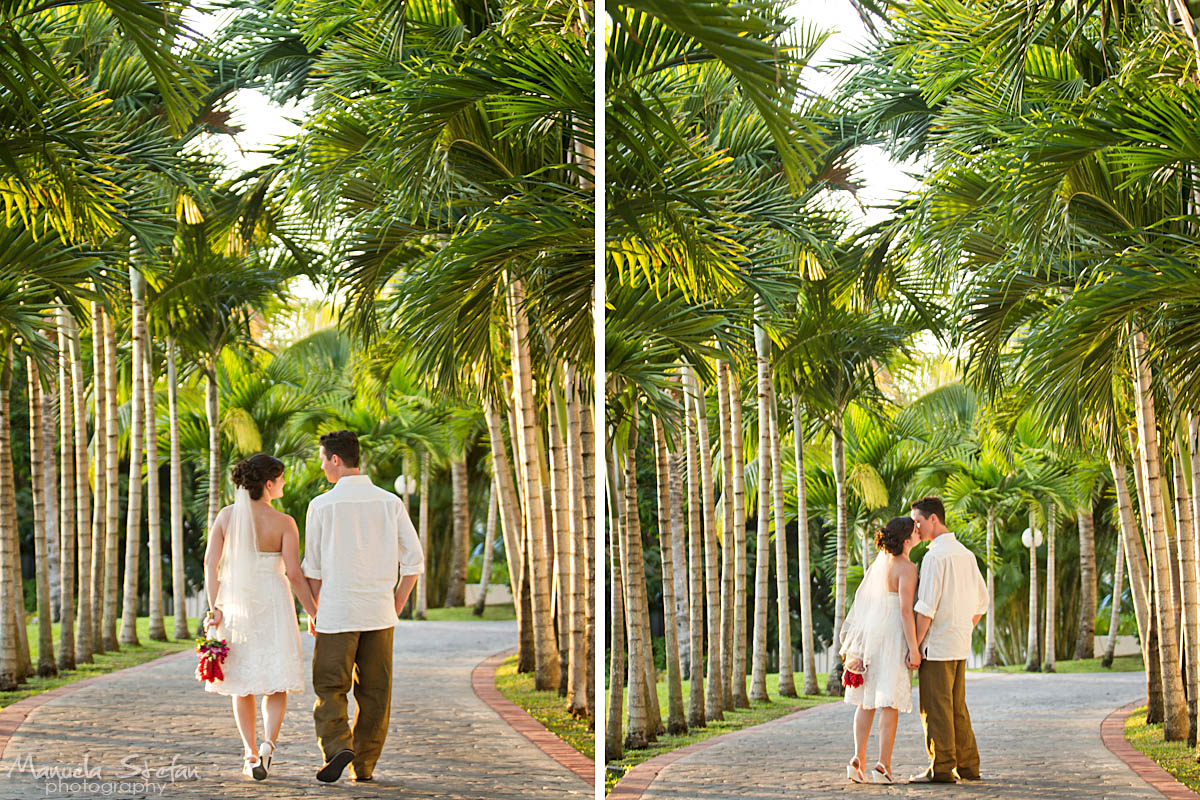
[
  {"left": 638, "top": 670, "right": 1165, "bottom": 799},
  {"left": 0, "top": 620, "right": 591, "bottom": 799}
]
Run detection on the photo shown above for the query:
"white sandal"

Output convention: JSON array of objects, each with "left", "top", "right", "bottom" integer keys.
[
  {"left": 252, "top": 741, "right": 275, "bottom": 781},
  {"left": 847, "top": 756, "right": 867, "bottom": 783},
  {"left": 241, "top": 752, "right": 260, "bottom": 779},
  {"left": 872, "top": 762, "right": 895, "bottom": 784}
]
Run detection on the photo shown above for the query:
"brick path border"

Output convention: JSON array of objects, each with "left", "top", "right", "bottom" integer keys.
[
  {"left": 1101, "top": 699, "right": 1200, "bottom": 800},
  {"left": 608, "top": 700, "right": 831, "bottom": 800},
  {"left": 0, "top": 647, "right": 194, "bottom": 761},
  {"left": 470, "top": 648, "right": 595, "bottom": 788}
]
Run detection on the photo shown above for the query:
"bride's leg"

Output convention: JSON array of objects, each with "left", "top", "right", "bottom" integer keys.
[
  {"left": 262, "top": 692, "right": 287, "bottom": 746},
  {"left": 853, "top": 706, "right": 875, "bottom": 770},
  {"left": 877, "top": 707, "right": 899, "bottom": 771},
  {"left": 232, "top": 695, "right": 258, "bottom": 757}
]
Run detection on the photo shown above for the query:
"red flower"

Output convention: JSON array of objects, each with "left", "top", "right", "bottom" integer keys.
[
  {"left": 194, "top": 636, "right": 229, "bottom": 684},
  {"left": 842, "top": 668, "right": 864, "bottom": 688}
]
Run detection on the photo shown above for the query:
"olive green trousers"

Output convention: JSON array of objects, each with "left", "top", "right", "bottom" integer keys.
[
  {"left": 917, "top": 658, "right": 981, "bottom": 782},
  {"left": 312, "top": 627, "right": 393, "bottom": 780}
]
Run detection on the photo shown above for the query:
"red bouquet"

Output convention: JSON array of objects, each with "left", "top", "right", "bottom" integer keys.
[
  {"left": 195, "top": 633, "right": 228, "bottom": 683},
  {"left": 842, "top": 662, "right": 865, "bottom": 689}
]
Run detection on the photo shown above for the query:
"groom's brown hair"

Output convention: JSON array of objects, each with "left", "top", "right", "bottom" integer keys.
[
  {"left": 320, "top": 429, "right": 361, "bottom": 467},
  {"left": 911, "top": 495, "right": 946, "bottom": 525}
]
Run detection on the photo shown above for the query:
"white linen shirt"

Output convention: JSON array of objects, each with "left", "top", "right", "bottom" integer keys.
[
  {"left": 913, "top": 532, "right": 989, "bottom": 661},
  {"left": 301, "top": 474, "right": 425, "bottom": 634}
]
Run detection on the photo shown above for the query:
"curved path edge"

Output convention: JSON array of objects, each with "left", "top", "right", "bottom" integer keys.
[
  {"left": 0, "top": 647, "right": 194, "bottom": 761},
  {"left": 609, "top": 701, "right": 830, "bottom": 800},
  {"left": 470, "top": 647, "right": 596, "bottom": 787},
  {"left": 1101, "top": 698, "right": 1200, "bottom": 800}
]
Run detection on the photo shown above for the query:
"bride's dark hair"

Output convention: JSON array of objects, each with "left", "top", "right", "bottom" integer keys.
[
  {"left": 231, "top": 454, "right": 285, "bottom": 500},
  {"left": 875, "top": 516, "right": 915, "bottom": 555}
]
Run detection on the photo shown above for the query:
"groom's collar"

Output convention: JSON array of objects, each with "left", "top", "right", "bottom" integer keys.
[
  {"left": 929, "top": 531, "right": 956, "bottom": 549},
  {"left": 334, "top": 474, "right": 372, "bottom": 486}
]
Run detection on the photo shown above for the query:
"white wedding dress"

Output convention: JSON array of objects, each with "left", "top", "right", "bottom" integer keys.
[
  {"left": 839, "top": 553, "right": 913, "bottom": 713},
  {"left": 841, "top": 591, "right": 913, "bottom": 712},
  {"left": 205, "top": 489, "right": 304, "bottom": 698}
]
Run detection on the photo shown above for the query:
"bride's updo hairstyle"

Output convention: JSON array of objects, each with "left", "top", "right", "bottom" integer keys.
[
  {"left": 231, "top": 454, "right": 285, "bottom": 500},
  {"left": 875, "top": 516, "right": 915, "bottom": 556}
]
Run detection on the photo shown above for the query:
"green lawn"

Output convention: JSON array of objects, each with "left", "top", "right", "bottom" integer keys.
[
  {"left": 1125, "top": 706, "right": 1200, "bottom": 793},
  {"left": 977, "top": 654, "right": 1144, "bottom": 674},
  {"left": 3, "top": 616, "right": 201, "bottom": 710},
  {"left": 605, "top": 673, "right": 839, "bottom": 793},
  {"left": 419, "top": 603, "right": 517, "bottom": 622},
  {"left": 494, "top": 654, "right": 594, "bottom": 761}
]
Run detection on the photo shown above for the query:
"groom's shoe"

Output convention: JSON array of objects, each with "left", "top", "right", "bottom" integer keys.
[
  {"left": 316, "top": 749, "right": 355, "bottom": 783},
  {"left": 909, "top": 769, "right": 958, "bottom": 784}
]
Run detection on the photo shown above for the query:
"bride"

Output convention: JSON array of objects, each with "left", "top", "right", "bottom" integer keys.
[
  {"left": 839, "top": 516, "right": 921, "bottom": 785},
  {"left": 203, "top": 454, "right": 319, "bottom": 780}
]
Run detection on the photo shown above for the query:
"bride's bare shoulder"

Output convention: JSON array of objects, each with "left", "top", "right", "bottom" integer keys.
[{"left": 267, "top": 506, "right": 299, "bottom": 530}]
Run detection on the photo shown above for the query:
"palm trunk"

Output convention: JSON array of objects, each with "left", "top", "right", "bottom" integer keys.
[
  {"left": 548, "top": 382, "right": 572, "bottom": 695},
  {"left": 102, "top": 309, "right": 120, "bottom": 652},
  {"left": 684, "top": 368, "right": 706, "bottom": 728},
  {"left": 166, "top": 338, "right": 187, "bottom": 639},
  {"left": 1074, "top": 503, "right": 1097, "bottom": 660},
  {"left": 1113, "top": 444, "right": 1157, "bottom": 719},
  {"left": 751, "top": 317, "right": 772, "bottom": 702},
  {"left": 1043, "top": 503, "right": 1056, "bottom": 672},
  {"left": 144, "top": 332, "right": 164, "bottom": 641},
  {"left": 791, "top": 397, "right": 818, "bottom": 695},
  {"left": 827, "top": 413, "right": 848, "bottom": 696},
  {"left": 1131, "top": 327, "right": 1188, "bottom": 739},
  {"left": 90, "top": 304, "right": 107, "bottom": 650},
  {"left": 1173, "top": 446, "right": 1198, "bottom": 745},
  {"left": 695, "top": 369, "right": 724, "bottom": 722},
  {"left": 119, "top": 270, "right": 145, "bottom": 646},
  {"left": 654, "top": 415, "right": 687, "bottom": 734},
  {"left": 506, "top": 276, "right": 559, "bottom": 690},
  {"left": 768, "top": 380, "right": 795, "bottom": 696},
  {"left": 730, "top": 367, "right": 749, "bottom": 706},
  {"left": 445, "top": 458, "right": 469, "bottom": 607},
  {"left": 67, "top": 314, "right": 92, "bottom": 660},
  {"left": 473, "top": 481, "right": 498, "bottom": 616},
  {"left": 1025, "top": 505, "right": 1040, "bottom": 672},
  {"left": 0, "top": 344, "right": 20, "bottom": 690},
  {"left": 605, "top": 449, "right": 626, "bottom": 759},
  {"left": 482, "top": 398, "right": 529, "bottom": 663},
  {"left": 56, "top": 317, "right": 76, "bottom": 670},
  {"left": 417, "top": 451, "right": 431, "bottom": 620},
  {"left": 564, "top": 368, "right": 588, "bottom": 718},
  {"left": 984, "top": 507, "right": 998, "bottom": 666},
  {"left": 1102, "top": 532, "right": 1125, "bottom": 668},
  {"left": 579, "top": 391, "right": 596, "bottom": 716},
  {"left": 618, "top": 422, "right": 652, "bottom": 749},
  {"left": 669, "top": 438, "right": 691, "bottom": 682},
  {"left": 716, "top": 362, "right": 735, "bottom": 712},
  {"left": 43, "top": 377, "right": 60, "bottom": 626},
  {"left": 28, "top": 357, "right": 56, "bottom": 677},
  {"left": 204, "top": 363, "right": 220, "bottom": 540}
]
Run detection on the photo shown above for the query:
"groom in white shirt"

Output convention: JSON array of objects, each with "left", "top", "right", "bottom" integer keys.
[
  {"left": 301, "top": 430, "right": 425, "bottom": 783},
  {"left": 907, "top": 496, "right": 988, "bottom": 784}
]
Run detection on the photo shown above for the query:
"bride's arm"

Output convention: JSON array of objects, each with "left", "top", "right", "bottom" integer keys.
[
  {"left": 203, "top": 508, "right": 229, "bottom": 625},
  {"left": 898, "top": 563, "right": 921, "bottom": 662},
  {"left": 281, "top": 518, "right": 319, "bottom": 619}
]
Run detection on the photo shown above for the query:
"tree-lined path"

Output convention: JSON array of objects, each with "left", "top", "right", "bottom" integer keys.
[
  {"left": 628, "top": 672, "right": 1164, "bottom": 800},
  {"left": 0, "top": 621, "right": 591, "bottom": 799}
]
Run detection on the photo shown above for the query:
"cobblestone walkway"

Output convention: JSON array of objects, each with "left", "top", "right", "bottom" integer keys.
[
  {"left": 638, "top": 670, "right": 1163, "bottom": 799},
  {"left": 0, "top": 620, "right": 591, "bottom": 799}
]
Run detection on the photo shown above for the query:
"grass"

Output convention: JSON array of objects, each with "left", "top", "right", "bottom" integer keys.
[
  {"left": 494, "top": 654, "right": 594, "bottom": 761},
  {"left": 418, "top": 603, "right": 517, "bottom": 622},
  {"left": 2, "top": 615, "right": 201, "bottom": 710},
  {"left": 605, "top": 673, "right": 839, "bottom": 794},
  {"left": 977, "top": 654, "right": 1144, "bottom": 674},
  {"left": 1125, "top": 706, "right": 1200, "bottom": 793}
]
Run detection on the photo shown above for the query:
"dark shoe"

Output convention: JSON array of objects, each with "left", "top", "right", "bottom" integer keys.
[{"left": 316, "top": 749, "right": 355, "bottom": 783}]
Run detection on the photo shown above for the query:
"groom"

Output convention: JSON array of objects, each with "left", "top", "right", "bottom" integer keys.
[
  {"left": 907, "top": 496, "right": 988, "bottom": 784},
  {"left": 301, "top": 430, "right": 425, "bottom": 783}
]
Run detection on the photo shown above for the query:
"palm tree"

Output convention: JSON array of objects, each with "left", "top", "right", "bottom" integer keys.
[
  {"left": 67, "top": 312, "right": 93, "bottom": 661},
  {"left": 28, "top": 356, "right": 56, "bottom": 676},
  {"left": 57, "top": 312, "right": 77, "bottom": 669},
  {"left": 119, "top": 269, "right": 146, "bottom": 647}
]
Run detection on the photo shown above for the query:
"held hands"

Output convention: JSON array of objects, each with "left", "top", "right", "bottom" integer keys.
[
  {"left": 906, "top": 650, "right": 922, "bottom": 670},
  {"left": 307, "top": 615, "right": 316, "bottom": 637}
]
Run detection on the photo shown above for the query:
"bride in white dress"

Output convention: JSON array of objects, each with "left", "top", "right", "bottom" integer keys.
[
  {"left": 203, "top": 454, "right": 319, "bottom": 780},
  {"left": 838, "top": 516, "right": 921, "bottom": 785}
]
